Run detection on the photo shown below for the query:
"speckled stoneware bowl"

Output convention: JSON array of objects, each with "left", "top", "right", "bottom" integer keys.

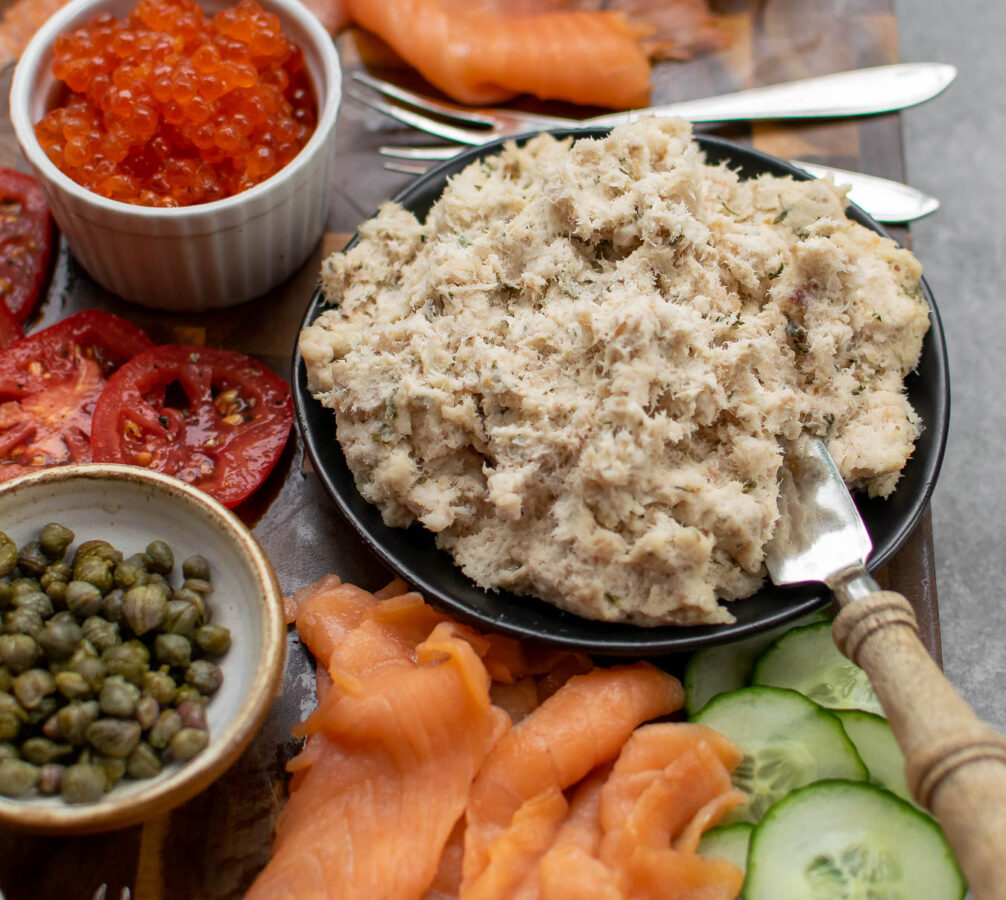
[
  {"left": 0, "top": 464, "right": 285, "bottom": 834},
  {"left": 9, "top": 0, "right": 341, "bottom": 310}
]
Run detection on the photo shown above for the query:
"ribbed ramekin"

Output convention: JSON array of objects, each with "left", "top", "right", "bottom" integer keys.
[{"left": 9, "top": 0, "right": 340, "bottom": 311}]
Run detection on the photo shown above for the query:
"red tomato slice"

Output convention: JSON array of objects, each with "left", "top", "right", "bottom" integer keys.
[
  {"left": 0, "top": 301, "right": 22, "bottom": 349},
  {"left": 0, "top": 310, "right": 154, "bottom": 483},
  {"left": 0, "top": 168, "right": 54, "bottom": 322},
  {"left": 90, "top": 345, "right": 294, "bottom": 508}
]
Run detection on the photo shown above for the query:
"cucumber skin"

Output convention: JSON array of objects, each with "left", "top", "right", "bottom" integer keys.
[
  {"left": 743, "top": 780, "right": 966, "bottom": 900},
  {"left": 697, "top": 822, "right": 753, "bottom": 873}
]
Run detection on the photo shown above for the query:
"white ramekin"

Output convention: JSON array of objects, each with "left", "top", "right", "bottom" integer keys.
[{"left": 10, "top": 0, "right": 341, "bottom": 311}]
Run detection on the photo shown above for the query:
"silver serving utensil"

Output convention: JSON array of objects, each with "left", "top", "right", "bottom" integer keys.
[{"left": 766, "top": 438, "right": 1006, "bottom": 899}]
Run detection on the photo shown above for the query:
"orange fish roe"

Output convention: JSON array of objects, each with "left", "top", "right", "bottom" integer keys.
[{"left": 34, "top": 0, "right": 316, "bottom": 206}]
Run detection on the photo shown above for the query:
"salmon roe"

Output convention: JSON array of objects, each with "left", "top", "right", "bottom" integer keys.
[{"left": 34, "top": 0, "right": 316, "bottom": 207}]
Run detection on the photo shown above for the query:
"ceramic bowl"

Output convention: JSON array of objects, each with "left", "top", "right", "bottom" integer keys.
[
  {"left": 9, "top": 0, "right": 341, "bottom": 311},
  {"left": 0, "top": 464, "right": 286, "bottom": 834}
]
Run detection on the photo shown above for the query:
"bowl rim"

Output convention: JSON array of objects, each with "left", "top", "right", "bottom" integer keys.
[
  {"left": 0, "top": 463, "right": 287, "bottom": 834},
  {"left": 8, "top": 0, "right": 341, "bottom": 220},
  {"left": 292, "top": 127, "right": 950, "bottom": 656}
]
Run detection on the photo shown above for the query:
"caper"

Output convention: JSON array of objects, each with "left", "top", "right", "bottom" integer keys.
[
  {"left": 81, "top": 616, "right": 120, "bottom": 653},
  {"left": 195, "top": 624, "right": 231, "bottom": 657},
  {"left": 185, "top": 660, "right": 223, "bottom": 696},
  {"left": 182, "top": 578, "right": 213, "bottom": 597},
  {"left": 0, "top": 533, "right": 17, "bottom": 578},
  {"left": 39, "top": 524, "right": 74, "bottom": 560},
  {"left": 145, "top": 541, "right": 174, "bottom": 575},
  {"left": 114, "top": 554, "right": 151, "bottom": 591},
  {"left": 17, "top": 542, "right": 49, "bottom": 578},
  {"left": 0, "top": 633, "right": 41, "bottom": 674},
  {"left": 1, "top": 607, "right": 43, "bottom": 638},
  {"left": 142, "top": 670, "right": 176, "bottom": 707},
  {"left": 61, "top": 760, "right": 106, "bottom": 803},
  {"left": 155, "top": 633, "right": 192, "bottom": 668},
  {"left": 41, "top": 713, "right": 61, "bottom": 740},
  {"left": 148, "top": 709, "right": 182, "bottom": 750},
  {"left": 20, "top": 736, "right": 72, "bottom": 766},
  {"left": 54, "top": 671, "right": 92, "bottom": 702},
  {"left": 73, "top": 555, "right": 114, "bottom": 594},
  {"left": 68, "top": 645, "right": 105, "bottom": 693},
  {"left": 175, "top": 699, "right": 207, "bottom": 732},
  {"left": 102, "top": 641, "right": 150, "bottom": 687},
  {"left": 163, "top": 600, "right": 200, "bottom": 641},
  {"left": 0, "top": 692, "right": 27, "bottom": 741},
  {"left": 7, "top": 578, "right": 39, "bottom": 599},
  {"left": 94, "top": 754, "right": 126, "bottom": 788},
  {"left": 123, "top": 583, "right": 169, "bottom": 636},
  {"left": 12, "top": 590, "right": 53, "bottom": 619},
  {"left": 181, "top": 555, "right": 211, "bottom": 581},
  {"left": 24, "top": 696, "right": 59, "bottom": 727},
  {"left": 86, "top": 718, "right": 141, "bottom": 758},
  {"left": 0, "top": 758, "right": 39, "bottom": 797},
  {"left": 102, "top": 589, "right": 125, "bottom": 624},
  {"left": 13, "top": 668, "right": 56, "bottom": 709},
  {"left": 169, "top": 727, "right": 208, "bottom": 762},
  {"left": 65, "top": 581, "right": 104, "bottom": 619},
  {"left": 173, "top": 587, "right": 208, "bottom": 621},
  {"left": 37, "top": 614, "right": 83, "bottom": 661},
  {"left": 99, "top": 676, "right": 141, "bottom": 719},
  {"left": 135, "top": 696, "right": 159, "bottom": 731},
  {"left": 40, "top": 570, "right": 68, "bottom": 606},
  {"left": 126, "top": 742, "right": 162, "bottom": 780},
  {"left": 74, "top": 541, "right": 122, "bottom": 566},
  {"left": 173, "top": 686, "right": 206, "bottom": 710},
  {"left": 38, "top": 763, "right": 64, "bottom": 795},
  {"left": 0, "top": 742, "right": 18, "bottom": 762},
  {"left": 57, "top": 701, "right": 99, "bottom": 745},
  {"left": 0, "top": 666, "right": 11, "bottom": 693}
]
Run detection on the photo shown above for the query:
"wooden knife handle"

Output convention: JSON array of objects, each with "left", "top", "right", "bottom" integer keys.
[{"left": 834, "top": 590, "right": 1006, "bottom": 900}]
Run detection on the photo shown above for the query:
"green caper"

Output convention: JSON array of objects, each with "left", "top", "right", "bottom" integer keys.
[
  {"left": 145, "top": 541, "right": 174, "bottom": 575},
  {"left": 0, "top": 758, "right": 39, "bottom": 797},
  {"left": 39, "top": 524, "right": 74, "bottom": 560},
  {"left": 1, "top": 607, "right": 43, "bottom": 638},
  {"left": 74, "top": 541, "right": 122, "bottom": 566},
  {"left": 7, "top": 578, "right": 39, "bottom": 599},
  {"left": 93, "top": 754, "right": 126, "bottom": 789},
  {"left": 195, "top": 624, "right": 231, "bottom": 657},
  {"left": 61, "top": 760, "right": 106, "bottom": 803},
  {"left": 0, "top": 692, "right": 27, "bottom": 741},
  {"left": 37, "top": 614, "right": 83, "bottom": 661},
  {"left": 142, "top": 670, "right": 176, "bottom": 707},
  {"left": 40, "top": 570, "right": 68, "bottom": 606},
  {"left": 54, "top": 671, "right": 92, "bottom": 702},
  {"left": 41, "top": 713, "right": 61, "bottom": 740},
  {"left": 102, "top": 641, "right": 150, "bottom": 687},
  {"left": 38, "top": 762, "right": 64, "bottom": 795},
  {"left": 0, "top": 533, "right": 17, "bottom": 578},
  {"left": 17, "top": 542, "right": 49, "bottom": 578},
  {"left": 173, "top": 687, "right": 206, "bottom": 711},
  {"left": 123, "top": 583, "right": 169, "bottom": 636},
  {"left": 65, "top": 581, "right": 104, "bottom": 619},
  {"left": 0, "top": 742, "right": 18, "bottom": 762},
  {"left": 148, "top": 709, "right": 182, "bottom": 750},
  {"left": 175, "top": 699, "right": 207, "bottom": 731},
  {"left": 163, "top": 600, "right": 200, "bottom": 641},
  {"left": 126, "top": 742, "right": 162, "bottom": 780},
  {"left": 81, "top": 616, "right": 120, "bottom": 653},
  {"left": 57, "top": 701, "right": 99, "bottom": 745},
  {"left": 20, "top": 736, "right": 72, "bottom": 766},
  {"left": 73, "top": 555, "right": 114, "bottom": 594},
  {"left": 185, "top": 660, "right": 223, "bottom": 696},
  {"left": 67, "top": 645, "right": 105, "bottom": 693},
  {"left": 181, "top": 555, "right": 211, "bottom": 581},
  {"left": 135, "top": 696, "right": 159, "bottom": 731},
  {"left": 24, "top": 696, "right": 59, "bottom": 726},
  {"left": 169, "top": 727, "right": 208, "bottom": 762},
  {"left": 86, "top": 718, "right": 141, "bottom": 758},
  {"left": 0, "top": 633, "right": 41, "bottom": 674},
  {"left": 99, "top": 676, "right": 140, "bottom": 718},
  {"left": 114, "top": 554, "right": 151, "bottom": 591},
  {"left": 182, "top": 578, "right": 213, "bottom": 597},
  {"left": 172, "top": 587, "right": 208, "bottom": 621},
  {"left": 0, "top": 666, "right": 11, "bottom": 693},
  {"left": 102, "top": 589, "right": 125, "bottom": 624},
  {"left": 13, "top": 668, "right": 56, "bottom": 709},
  {"left": 12, "top": 590, "right": 53, "bottom": 619},
  {"left": 155, "top": 633, "right": 192, "bottom": 668}
]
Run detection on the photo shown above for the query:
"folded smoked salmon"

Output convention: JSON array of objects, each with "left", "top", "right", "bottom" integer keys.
[{"left": 247, "top": 575, "right": 745, "bottom": 899}]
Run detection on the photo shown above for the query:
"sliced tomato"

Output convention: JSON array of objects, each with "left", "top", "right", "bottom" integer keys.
[
  {"left": 0, "top": 310, "right": 154, "bottom": 483},
  {"left": 0, "top": 301, "right": 22, "bottom": 349},
  {"left": 0, "top": 168, "right": 54, "bottom": 322},
  {"left": 90, "top": 345, "right": 294, "bottom": 508}
]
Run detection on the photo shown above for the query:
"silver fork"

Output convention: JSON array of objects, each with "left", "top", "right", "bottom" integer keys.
[{"left": 351, "top": 62, "right": 957, "bottom": 145}]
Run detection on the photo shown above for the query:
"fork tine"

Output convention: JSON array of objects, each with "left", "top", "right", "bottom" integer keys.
[
  {"left": 352, "top": 72, "right": 499, "bottom": 128},
  {"left": 384, "top": 160, "right": 431, "bottom": 175},
  {"left": 379, "top": 145, "right": 460, "bottom": 161},
  {"left": 347, "top": 88, "right": 488, "bottom": 146}
]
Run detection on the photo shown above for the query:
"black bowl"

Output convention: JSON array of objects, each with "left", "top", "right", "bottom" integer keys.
[{"left": 293, "top": 129, "right": 949, "bottom": 655}]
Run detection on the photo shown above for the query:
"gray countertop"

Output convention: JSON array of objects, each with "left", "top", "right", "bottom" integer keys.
[{"left": 899, "top": 0, "right": 1006, "bottom": 730}]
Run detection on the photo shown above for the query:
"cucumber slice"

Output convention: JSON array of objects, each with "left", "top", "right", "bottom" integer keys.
[
  {"left": 683, "top": 609, "right": 831, "bottom": 716},
  {"left": 697, "top": 822, "right": 752, "bottom": 873},
  {"left": 692, "top": 686, "right": 867, "bottom": 823},
  {"left": 745, "top": 780, "right": 965, "bottom": 900},
  {"left": 751, "top": 621, "right": 883, "bottom": 716},
  {"left": 833, "top": 709, "right": 913, "bottom": 804}
]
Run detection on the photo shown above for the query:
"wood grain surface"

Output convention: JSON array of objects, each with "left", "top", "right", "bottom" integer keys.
[{"left": 0, "top": 0, "right": 941, "bottom": 896}]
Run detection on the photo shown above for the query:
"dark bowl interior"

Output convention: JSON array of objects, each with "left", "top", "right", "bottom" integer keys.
[{"left": 293, "top": 129, "right": 949, "bottom": 655}]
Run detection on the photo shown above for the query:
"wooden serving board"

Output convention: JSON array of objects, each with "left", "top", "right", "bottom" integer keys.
[{"left": 0, "top": 0, "right": 941, "bottom": 896}]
